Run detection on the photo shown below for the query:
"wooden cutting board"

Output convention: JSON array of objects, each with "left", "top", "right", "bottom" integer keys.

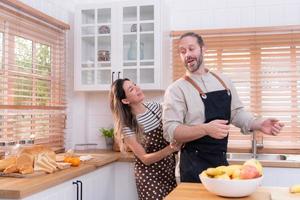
[
  {"left": 165, "top": 183, "right": 271, "bottom": 200},
  {"left": 0, "top": 171, "right": 46, "bottom": 178}
]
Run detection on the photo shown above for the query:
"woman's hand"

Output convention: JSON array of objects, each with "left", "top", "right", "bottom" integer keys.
[{"left": 170, "top": 141, "right": 182, "bottom": 152}]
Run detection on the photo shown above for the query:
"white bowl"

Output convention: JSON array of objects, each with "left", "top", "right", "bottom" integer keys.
[{"left": 199, "top": 174, "right": 263, "bottom": 197}]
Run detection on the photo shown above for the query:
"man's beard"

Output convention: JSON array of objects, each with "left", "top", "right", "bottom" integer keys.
[{"left": 184, "top": 54, "right": 203, "bottom": 73}]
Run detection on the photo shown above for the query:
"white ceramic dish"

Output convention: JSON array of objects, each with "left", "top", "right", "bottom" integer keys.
[{"left": 199, "top": 173, "right": 263, "bottom": 197}]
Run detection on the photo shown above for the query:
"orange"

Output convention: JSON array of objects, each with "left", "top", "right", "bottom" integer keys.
[{"left": 70, "top": 157, "right": 81, "bottom": 167}]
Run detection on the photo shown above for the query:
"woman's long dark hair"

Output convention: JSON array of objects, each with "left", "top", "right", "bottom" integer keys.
[{"left": 109, "top": 78, "right": 143, "bottom": 152}]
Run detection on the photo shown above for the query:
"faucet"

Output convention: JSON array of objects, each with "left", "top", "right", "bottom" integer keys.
[{"left": 251, "top": 131, "right": 264, "bottom": 158}]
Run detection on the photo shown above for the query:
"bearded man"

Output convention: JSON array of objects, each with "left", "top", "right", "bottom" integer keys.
[{"left": 162, "top": 32, "right": 284, "bottom": 183}]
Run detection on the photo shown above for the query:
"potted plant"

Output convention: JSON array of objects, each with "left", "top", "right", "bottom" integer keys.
[{"left": 99, "top": 127, "right": 114, "bottom": 149}]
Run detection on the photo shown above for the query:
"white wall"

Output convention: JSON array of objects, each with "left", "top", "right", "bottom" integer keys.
[
  {"left": 19, "top": 0, "right": 300, "bottom": 149},
  {"left": 170, "top": 0, "right": 300, "bottom": 30}
]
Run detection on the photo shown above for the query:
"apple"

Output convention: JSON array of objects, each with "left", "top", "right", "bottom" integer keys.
[
  {"left": 239, "top": 165, "right": 260, "bottom": 179},
  {"left": 243, "top": 159, "right": 263, "bottom": 176}
]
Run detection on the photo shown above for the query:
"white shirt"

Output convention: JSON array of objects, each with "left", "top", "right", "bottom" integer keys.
[{"left": 162, "top": 71, "right": 256, "bottom": 142}]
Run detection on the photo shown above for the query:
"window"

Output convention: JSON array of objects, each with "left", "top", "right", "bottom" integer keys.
[
  {"left": 0, "top": 2, "right": 69, "bottom": 148},
  {"left": 172, "top": 26, "right": 300, "bottom": 151}
]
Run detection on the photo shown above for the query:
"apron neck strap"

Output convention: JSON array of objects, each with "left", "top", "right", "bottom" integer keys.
[
  {"left": 209, "top": 71, "right": 229, "bottom": 90},
  {"left": 183, "top": 76, "right": 206, "bottom": 96},
  {"left": 183, "top": 69, "right": 230, "bottom": 97}
]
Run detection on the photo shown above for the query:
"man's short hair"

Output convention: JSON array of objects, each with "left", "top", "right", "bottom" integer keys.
[{"left": 179, "top": 32, "right": 204, "bottom": 47}]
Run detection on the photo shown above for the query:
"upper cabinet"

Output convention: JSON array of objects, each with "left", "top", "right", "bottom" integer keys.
[{"left": 74, "top": 0, "right": 171, "bottom": 91}]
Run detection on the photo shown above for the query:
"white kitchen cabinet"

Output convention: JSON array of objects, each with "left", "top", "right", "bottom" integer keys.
[
  {"left": 114, "top": 162, "right": 138, "bottom": 200},
  {"left": 7, "top": 163, "right": 137, "bottom": 200},
  {"left": 18, "top": 164, "right": 115, "bottom": 200},
  {"left": 74, "top": 0, "right": 171, "bottom": 91}
]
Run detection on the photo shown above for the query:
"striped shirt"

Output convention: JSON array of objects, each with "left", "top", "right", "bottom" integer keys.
[{"left": 123, "top": 102, "right": 161, "bottom": 137}]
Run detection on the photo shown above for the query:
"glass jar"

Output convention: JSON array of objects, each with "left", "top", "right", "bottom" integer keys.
[
  {"left": 6, "top": 141, "right": 20, "bottom": 157},
  {"left": 0, "top": 142, "right": 5, "bottom": 159}
]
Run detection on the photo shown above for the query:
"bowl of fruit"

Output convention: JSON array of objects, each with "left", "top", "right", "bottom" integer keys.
[{"left": 199, "top": 159, "right": 263, "bottom": 197}]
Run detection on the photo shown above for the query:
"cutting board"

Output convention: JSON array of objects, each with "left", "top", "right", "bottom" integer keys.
[
  {"left": 165, "top": 183, "right": 271, "bottom": 200},
  {"left": 0, "top": 171, "right": 46, "bottom": 178},
  {"left": 191, "top": 190, "right": 271, "bottom": 200}
]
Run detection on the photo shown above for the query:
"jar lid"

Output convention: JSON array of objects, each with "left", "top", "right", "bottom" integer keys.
[
  {"left": 27, "top": 139, "right": 34, "bottom": 144},
  {"left": 7, "top": 141, "right": 16, "bottom": 146},
  {"left": 19, "top": 140, "right": 26, "bottom": 144}
]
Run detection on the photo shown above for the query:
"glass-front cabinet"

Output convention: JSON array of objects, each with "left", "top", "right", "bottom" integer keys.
[{"left": 75, "top": 0, "right": 169, "bottom": 91}]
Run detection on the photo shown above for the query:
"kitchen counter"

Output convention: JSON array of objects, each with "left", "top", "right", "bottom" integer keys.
[
  {"left": 0, "top": 149, "right": 299, "bottom": 199},
  {"left": 0, "top": 150, "right": 131, "bottom": 199},
  {"left": 165, "top": 183, "right": 300, "bottom": 200}
]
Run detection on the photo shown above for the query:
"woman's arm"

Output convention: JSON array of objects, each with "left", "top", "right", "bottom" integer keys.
[{"left": 124, "top": 136, "right": 180, "bottom": 166}]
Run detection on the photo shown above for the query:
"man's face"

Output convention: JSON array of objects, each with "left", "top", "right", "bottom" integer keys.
[{"left": 179, "top": 36, "right": 204, "bottom": 73}]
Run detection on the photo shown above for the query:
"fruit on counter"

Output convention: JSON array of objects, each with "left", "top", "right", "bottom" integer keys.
[
  {"left": 206, "top": 167, "right": 224, "bottom": 177},
  {"left": 200, "top": 159, "right": 262, "bottom": 180},
  {"left": 214, "top": 173, "right": 230, "bottom": 180},
  {"left": 243, "top": 158, "right": 263, "bottom": 176},
  {"left": 64, "top": 156, "right": 81, "bottom": 167},
  {"left": 239, "top": 165, "right": 260, "bottom": 179},
  {"left": 290, "top": 184, "right": 300, "bottom": 193}
]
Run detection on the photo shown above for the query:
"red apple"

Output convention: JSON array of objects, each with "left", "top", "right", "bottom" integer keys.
[
  {"left": 239, "top": 165, "right": 260, "bottom": 179},
  {"left": 243, "top": 159, "right": 263, "bottom": 176}
]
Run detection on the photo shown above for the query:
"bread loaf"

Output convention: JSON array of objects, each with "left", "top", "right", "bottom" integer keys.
[
  {"left": 0, "top": 156, "right": 17, "bottom": 171},
  {"left": 18, "top": 164, "right": 34, "bottom": 174},
  {"left": 18, "top": 145, "right": 56, "bottom": 174},
  {"left": 3, "top": 164, "right": 18, "bottom": 174},
  {"left": 34, "top": 153, "right": 57, "bottom": 173},
  {"left": 19, "top": 145, "right": 56, "bottom": 160}
]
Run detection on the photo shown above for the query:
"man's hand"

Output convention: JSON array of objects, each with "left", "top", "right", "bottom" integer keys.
[
  {"left": 204, "top": 119, "right": 230, "bottom": 139},
  {"left": 258, "top": 118, "right": 284, "bottom": 136}
]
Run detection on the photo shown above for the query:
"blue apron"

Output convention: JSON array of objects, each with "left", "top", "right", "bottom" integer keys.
[{"left": 180, "top": 71, "right": 232, "bottom": 183}]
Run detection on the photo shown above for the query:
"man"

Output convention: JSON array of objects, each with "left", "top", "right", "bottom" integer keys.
[{"left": 162, "top": 32, "right": 284, "bottom": 183}]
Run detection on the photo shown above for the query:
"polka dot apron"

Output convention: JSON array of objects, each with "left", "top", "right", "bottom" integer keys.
[{"left": 134, "top": 122, "right": 177, "bottom": 200}]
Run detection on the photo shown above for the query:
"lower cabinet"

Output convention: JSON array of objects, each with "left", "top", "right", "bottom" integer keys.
[
  {"left": 114, "top": 162, "right": 138, "bottom": 200},
  {"left": 18, "top": 162, "right": 137, "bottom": 200}
]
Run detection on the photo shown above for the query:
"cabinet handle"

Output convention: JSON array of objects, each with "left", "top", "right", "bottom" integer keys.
[
  {"left": 77, "top": 180, "right": 83, "bottom": 200},
  {"left": 117, "top": 71, "right": 121, "bottom": 79},
  {"left": 111, "top": 71, "right": 115, "bottom": 83},
  {"left": 72, "top": 181, "right": 79, "bottom": 200}
]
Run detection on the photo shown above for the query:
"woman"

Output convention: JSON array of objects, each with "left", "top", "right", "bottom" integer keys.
[{"left": 110, "top": 78, "right": 180, "bottom": 200}]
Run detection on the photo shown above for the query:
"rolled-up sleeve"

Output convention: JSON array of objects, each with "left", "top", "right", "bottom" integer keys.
[{"left": 162, "top": 83, "right": 187, "bottom": 142}]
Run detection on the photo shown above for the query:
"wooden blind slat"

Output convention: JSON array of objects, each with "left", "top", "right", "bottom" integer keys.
[
  {"left": 172, "top": 26, "right": 300, "bottom": 150},
  {"left": 0, "top": 2, "right": 66, "bottom": 148}
]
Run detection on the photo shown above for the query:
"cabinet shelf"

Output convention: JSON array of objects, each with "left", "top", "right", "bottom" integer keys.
[{"left": 75, "top": 0, "right": 169, "bottom": 91}]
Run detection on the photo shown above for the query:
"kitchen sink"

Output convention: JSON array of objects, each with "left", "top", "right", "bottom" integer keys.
[{"left": 227, "top": 153, "right": 287, "bottom": 161}]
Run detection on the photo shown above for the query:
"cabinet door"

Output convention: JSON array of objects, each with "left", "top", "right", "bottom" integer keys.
[
  {"left": 82, "top": 164, "right": 115, "bottom": 200},
  {"left": 22, "top": 179, "right": 77, "bottom": 200},
  {"left": 76, "top": 5, "right": 115, "bottom": 90},
  {"left": 114, "top": 162, "right": 138, "bottom": 200},
  {"left": 119, "top": 2, "right": 158, "bottom": 89}
]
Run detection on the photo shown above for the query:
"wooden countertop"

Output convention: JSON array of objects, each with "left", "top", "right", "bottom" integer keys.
[
  {"left": 165, "top": 183, "right": 300, "bottom": 200},
  {"left": 0, "top": 151, "right": 124, "bottom": 199},
  {"left": 0, "top": 149, "right": 299, "bottom": 199}
]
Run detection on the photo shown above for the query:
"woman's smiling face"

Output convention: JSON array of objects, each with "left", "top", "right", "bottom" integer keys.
[{"left": 122, "top": 80, "right": 145, "bottom": 105}]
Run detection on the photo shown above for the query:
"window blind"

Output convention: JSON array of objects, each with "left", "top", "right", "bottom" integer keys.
[
  {"left": 0, "top": 2, "right": 67, "bottom": 148},
  {"left": 171, "top": 26, "right": 300, "bottom": 150}
]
